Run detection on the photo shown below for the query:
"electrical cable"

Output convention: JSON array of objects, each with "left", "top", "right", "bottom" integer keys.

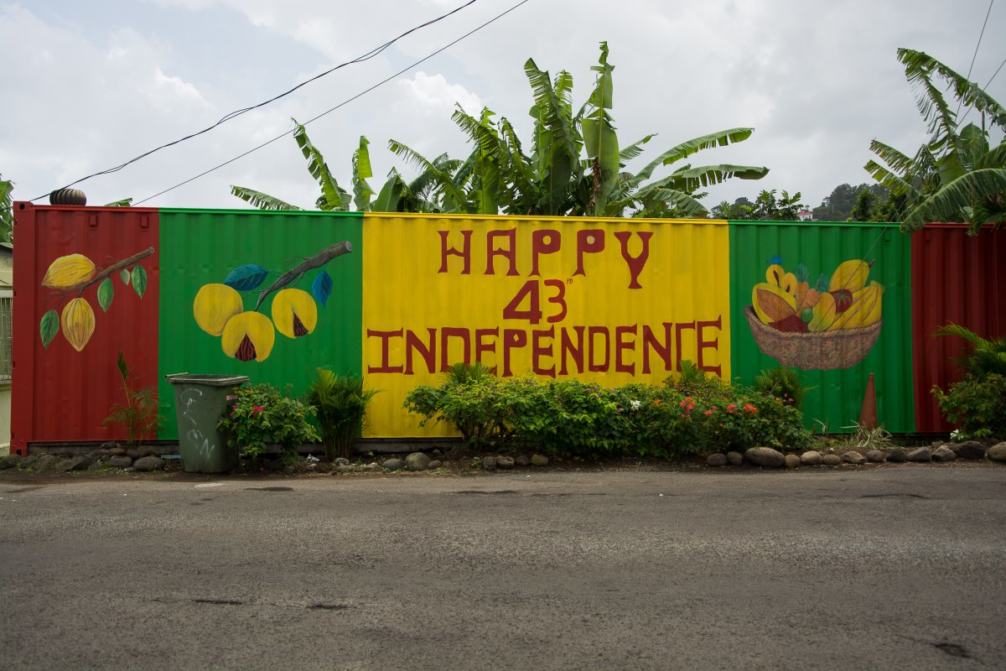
[
  {"left": 955, "top": 0, "right": 994, "bottom": 118},
  {"left": 30, "top": 0, "right": 480, "bottom": 201},
  {"left": 135, "top": 0, "right": 530, "bottom": 205},
  {"left": 958, "top": 53, "right": 1006, "bottom": 125}
]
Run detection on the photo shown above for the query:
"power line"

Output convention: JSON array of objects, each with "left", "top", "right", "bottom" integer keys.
[
  {"left": 135, "top": 0, "right": 531, "bottom": 206},
  {"left": 958, "top": 53, "right": 1006, "bottom": 125},
  {"left": 955, "top": 0, "right": 994, "bottom": 118},
  {"left": 30, "top": 0, "right": 480, "bottom": 201}
]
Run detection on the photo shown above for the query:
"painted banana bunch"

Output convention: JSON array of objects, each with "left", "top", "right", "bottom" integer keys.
[{"left": 752, "top": 259, "right": 882, "bottom": 334}]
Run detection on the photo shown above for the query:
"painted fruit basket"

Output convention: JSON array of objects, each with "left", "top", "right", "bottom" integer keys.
[{"left": 745, "top": 307, "right": 881, "bottom": 370}]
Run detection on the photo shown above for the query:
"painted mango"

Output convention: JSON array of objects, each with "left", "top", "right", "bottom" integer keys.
[
  {"left": 828, "top": 259, "right": 870, "bottom": 292},
  {"left": 271, "top": 288, "right": 318, "bottom": 339},
  {"left": 222, "top": 311, "right": 275, "bottom": 362},
  {"left": 193, "top": 283, "right": 244, "bottom": 336},
  {"left": 808, "top": 291, "right": 837, "bottom": 332},
  {"left": 795, "top": 281, "right": 821, "bottom": 311},
  {"left": 829, "top": 282, "right": 883, "bottom": 330},
  {"left": 752, "top": 282, "right": 797, "bottom": 325},
  {"left": 42, "top": 253, "right": 96, "bottom": 289},
  {"left": 61, "top": 297, "right": 96, "bottom": 351}
]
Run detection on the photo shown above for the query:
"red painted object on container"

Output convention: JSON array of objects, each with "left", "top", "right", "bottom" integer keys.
[
  {"left": 911, "top": 224, "right": 1006, "bottom": 433},
  {"left": 10, "top": 203, "right": 160, "bottom": 455}
]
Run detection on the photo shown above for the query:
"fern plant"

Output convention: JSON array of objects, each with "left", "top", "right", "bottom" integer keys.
[{"left": 306, "top": 369, "right": 376, "bottom": 461}]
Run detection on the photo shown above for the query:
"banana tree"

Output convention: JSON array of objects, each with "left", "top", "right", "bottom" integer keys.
[
  {"left": 231, "top": 122, "right": 435, "bottom": 213},
  {"left": 865, "top": 48, "right": 1006, "bottom": 232},
  {"left": 385, "top": 42, "right": 768, "bottom": 218},
  {"left": 1, "top": 175, "right": 12, "bottom": 242}
]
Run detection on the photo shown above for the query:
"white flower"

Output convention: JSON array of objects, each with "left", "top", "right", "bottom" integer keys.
[
  {"left": 629, "top": 400, "right": 642, "bottom": 411},
  {"left": 305, "top": 454, "right": 320, "bottom": 463}
]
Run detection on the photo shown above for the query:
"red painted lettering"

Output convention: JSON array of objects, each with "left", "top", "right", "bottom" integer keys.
[
  {"left": 613, "top": 231, "right": 652, "bottom": 289},
  {"left": 404, "top": 328, "right": 436, "bottom": 375},
  {"left": 559, "top": 325, "right": 585, "bottom": 375},
  {"left": 532, "top": 327, "right": 556, "bottom": 377},
  {"left": 587, "top": 326, "right": 610, "bottom": 372},
  {"left": 675, "top": 321, "right": 696, "bottom": 371},
  {"left": 615, "top": 325, "right": 638, "bottom": 374},
  {"left": 530, "top": 229, "right": 561, "bottom": 276},
  {"left": 696, "top": 316, "right": 722, "bottom": 377},
  {"left": 486, "top": 228, "right": 519, "bottom": 276},
  {"left": 438, "top": 230, "right": 473, "bottom": 274},
  {"left": 574, "top": 230, "right": 605, "bottom": 276},
  {"left": 502, "top": 329, "right": 528, "bottom": 377},
  {"left": 475, "top": 328, "right": 499, "bottom": 367},
  {"left": 642, "top": 323, "right": 673, "bottom": 374},
  {"left": 367, "top": 329, "right": 403, "bottom": 373},
  {"left": 440, "top": 327, "right": 471, "bottom": 371}
]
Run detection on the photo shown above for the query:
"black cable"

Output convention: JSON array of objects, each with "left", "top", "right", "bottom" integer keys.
[
  {"left": 135, "top": 0, "right": 531, "bottom": 205},
  {"left": 958, "top": 53, "right": 1006, "bottom": 125},
  {"left": 30, "top": 0, "right": 479, "bottom": 201},
  {"left": 955, "top": 0, "right": 994, "bottom": 118}
]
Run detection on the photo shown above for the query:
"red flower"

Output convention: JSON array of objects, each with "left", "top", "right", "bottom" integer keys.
[
  {"left": 726, "top": 403, "right": 737, "bottom": 414},
  {"left": 703, "top": 409, "right": 714, "bottom": 417},
  {"left": 252, "top": 405, "right": 266, "bottom": 414},
  {"left": 743, "top": 403, "right": 758, "bottom": 415}
]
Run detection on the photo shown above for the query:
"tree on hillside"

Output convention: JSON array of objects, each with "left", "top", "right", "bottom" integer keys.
[
  {"left": 0, "top": 175, "right": 12, "bottom": 243},
  {"left": 865, "top": 48, "right": 1006, "bottom": 232},
  {"left": 811, "top": 183, "right": 890, "bottom": 221},
  {"left": 711, "top": 189, "right": 803, "bottom": 220},
  {"left": 233, "top": 43, "right": 770, "bottom": 217}
]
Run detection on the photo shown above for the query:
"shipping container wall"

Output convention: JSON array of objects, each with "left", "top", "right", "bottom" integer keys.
[
  {"left": 156, "top": 209, "right": 363, "bottom": 439},
  {"left": 729, "top": 221, "right": 915, "bottom": 433},
  {"left": 362, "top": 213, "right": 732, "bottom": 437},
  {"left": 11, "top": 205, "right": 1005, "bottom": 452},
  {"left": 911, "top": 225, "right": 1006, "bottom": 433},
  {"left": 11, "top": 203, "right": 161, "bottom": 452}
]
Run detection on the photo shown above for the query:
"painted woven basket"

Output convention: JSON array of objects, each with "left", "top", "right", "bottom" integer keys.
[{"left": 744, "top": 306, "right": 881, "bottom": 370}]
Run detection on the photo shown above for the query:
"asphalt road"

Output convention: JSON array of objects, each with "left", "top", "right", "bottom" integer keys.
[{"left": 1, "top": 466, "right": 1005, "bottom": 670}]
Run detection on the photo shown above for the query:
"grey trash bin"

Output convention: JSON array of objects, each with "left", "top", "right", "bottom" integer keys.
[{"left": 167, "top": 374, "right": 249, "bottom": 473}]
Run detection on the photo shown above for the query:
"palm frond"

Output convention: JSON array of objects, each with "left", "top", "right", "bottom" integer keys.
[
  {"left": 619, "top": 134, "right": 657, "bottom": 163},
  {"left": 292, "top": 120, "right": 349, "bottom": 211},
  {"left": 901, "top": 167, "right": 1006, "bottom": 231},
  {"left": 388, "top": 139, "right": 470, "bottom": 212},
  {"left": 352, "top": 135, "right": 374, "bottom": 211},
  {"left": 898, "top": 48, "right": 1006, "bottom": 132},
  {"left": 230, "top": 185, "right": 302, "bottom": 211}
]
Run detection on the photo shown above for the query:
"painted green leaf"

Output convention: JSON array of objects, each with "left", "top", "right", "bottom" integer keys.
[
  {"left": 131, "top": 266, "right": 148, "bottom": 298},
  {"left": 120, "top": 268, "right": 131, "bottom": 285},
  {"left": 40, "top": 310, "right": 59, "bottom": 348},
  {"left": 97, "top": 277, "right": 114, "bottom": 312}
]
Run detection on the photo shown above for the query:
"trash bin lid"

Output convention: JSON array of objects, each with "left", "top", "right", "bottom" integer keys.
[{"left": 165, "top": 373, "right": 250, "bottom": 386}]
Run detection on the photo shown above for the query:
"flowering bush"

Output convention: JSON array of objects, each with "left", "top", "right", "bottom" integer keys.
[
  {"left": 218, "top": 383, "right": 320, "bottom": 461},
  {"left": 404, "top": 372, "right": 810, "bottom": 458}
]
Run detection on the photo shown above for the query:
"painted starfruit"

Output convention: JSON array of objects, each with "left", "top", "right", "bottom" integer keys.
[{"left": 808, "top": 291, "right": 838, "bottom": 332}]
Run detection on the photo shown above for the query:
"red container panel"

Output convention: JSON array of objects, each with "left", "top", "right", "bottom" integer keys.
[
  {"left": 911, "top": 224, "right": 1006, "bottom": 433},
  {"left": 11, "top": 204, "right": 160, "bottom": 454}
]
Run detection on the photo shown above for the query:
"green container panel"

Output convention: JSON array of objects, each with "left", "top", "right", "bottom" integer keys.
[
  {"left": 729, "top": 221, "right": 915, "bottom": 433},
  {"left": 157, "top": 209, "right": 363, "bottom": 440}
]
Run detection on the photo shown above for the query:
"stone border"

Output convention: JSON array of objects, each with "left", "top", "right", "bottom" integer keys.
[{"left": 706, "top": 441, "right": 1006, "bottom": 469}]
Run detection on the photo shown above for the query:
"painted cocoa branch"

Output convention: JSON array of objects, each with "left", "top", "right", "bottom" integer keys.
[
  {"left": 254, "top": 241, "right": 352, "bottom": 310},
  {"left": 64, "top": 246, "right": 155, "bottom": 295}
]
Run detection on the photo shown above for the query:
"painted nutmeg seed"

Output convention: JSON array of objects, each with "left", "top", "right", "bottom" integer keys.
[
  {"left": 271, "top": 288, "right": 318, "bottom": 339},
  {"left": 221, "top": 311, "right": 275, "bottom": 362}
]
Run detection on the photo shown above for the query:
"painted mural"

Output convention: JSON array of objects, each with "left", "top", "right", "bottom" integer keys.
[
  {"left": 747, "top": 257, "right": 883, "bottom": 370},
  {"left": 11, "top": 203, "right": 1006, "bottom": 453},
  {"left": 363, "top": 213, "right": 732, "bottom": 437},
  {"left": 38, "top": 247, "right": 153, "bottom": 351},
  {"left": 192, "top": 242, "right": 352, "bottom": 362}
]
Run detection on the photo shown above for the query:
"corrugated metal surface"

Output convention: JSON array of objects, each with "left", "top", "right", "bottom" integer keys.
[
  {"left": 11, "top": 203, "right": 160, "bottom": 453},
  {"left": 729, "top": 221, "right": 915, "bottom": 433},
  {"left": 911, "top": 224, "right": 1006, "bottom": 433},
  {"left": 362, "top": 213, "right": 732, "bottom": 437},
  {"left": 157, "top": 209, "right": 363, "bottom": 439}
]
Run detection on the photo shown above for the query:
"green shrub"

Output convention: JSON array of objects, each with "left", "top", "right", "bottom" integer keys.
[
  {"left": 933, "top": 373, "right": 1006, "bottom": 440},
  {"left": 754, "top": 367, "right": 805, "bottom": 408},
  {"left": 404, "top": 372, "right": 810, "bottom": 458},
  {"left": 307, "top": 369, "right": 376, "bottom": 461},
  {"left": 218, "top": 383, "right": 320, "bottom": 461}
]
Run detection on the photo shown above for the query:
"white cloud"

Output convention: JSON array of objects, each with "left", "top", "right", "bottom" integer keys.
[{"left": 398, "top": 71, "right": 483, "bottom": 116}]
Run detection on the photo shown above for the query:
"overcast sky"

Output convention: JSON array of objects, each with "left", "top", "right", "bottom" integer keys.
[{"left": 2, "top": 0, "right": 1005, "bottom": 211}]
